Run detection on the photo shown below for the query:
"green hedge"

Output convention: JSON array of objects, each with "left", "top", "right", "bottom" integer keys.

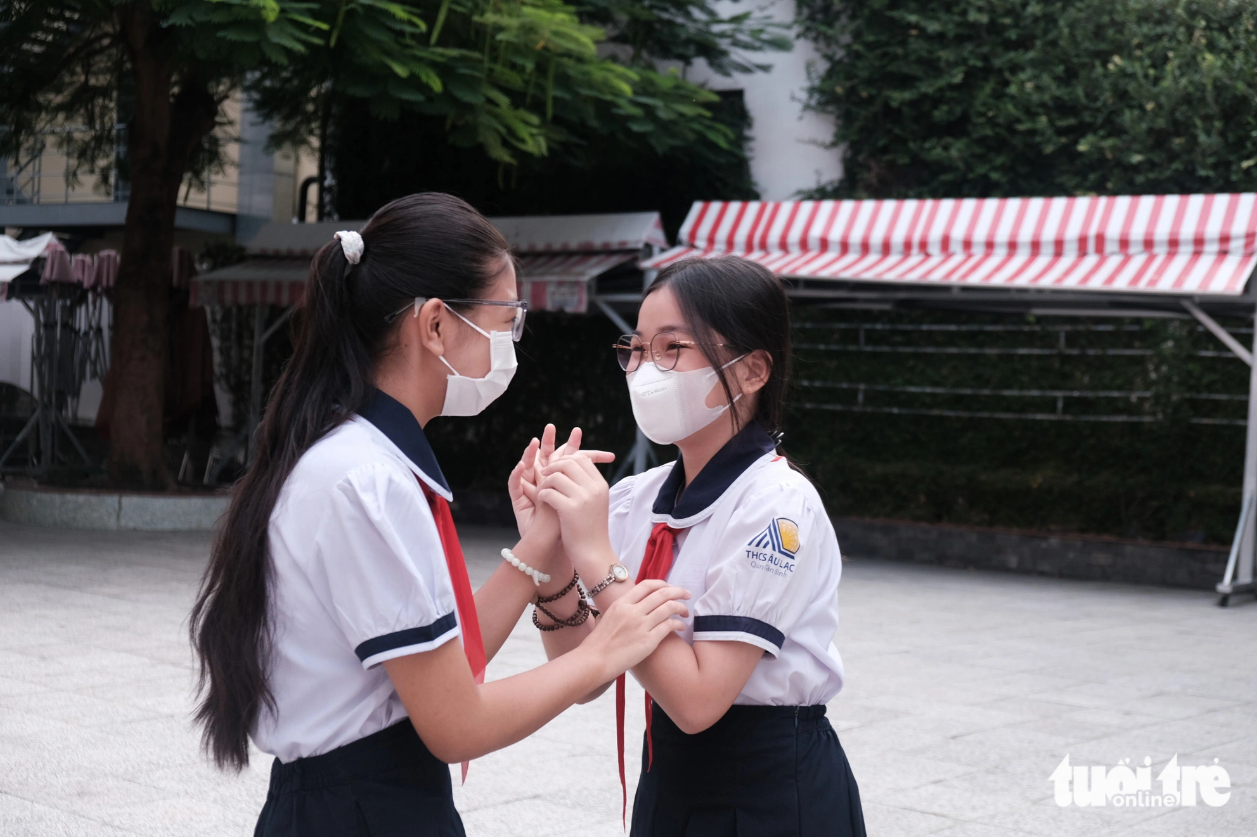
[
  {"left": 796, "top": 0, "right": 1257, "bottom": 198},
  {"left": 786, "top": 309, "right": 1248, "bottom": 544}
]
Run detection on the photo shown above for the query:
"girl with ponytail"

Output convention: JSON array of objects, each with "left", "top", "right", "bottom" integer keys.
[{"left": 190, "top": 193, "right": 690, "bottom": 837}]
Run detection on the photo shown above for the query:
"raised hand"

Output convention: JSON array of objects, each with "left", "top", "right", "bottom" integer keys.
[
  {"left": 536, "top": 453, "right": 614, "bottom": 578},
  {"left": 548, "top": 424, "right": 616, "bottom": 471},
  {"left": 508, "top": 436, "right": 543, "bottom": 537},
  {"left": 510, "top": 424, "right": 616, "bottom": 537}
]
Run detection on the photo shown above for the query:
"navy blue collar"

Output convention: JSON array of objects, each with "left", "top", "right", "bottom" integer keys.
[
  {"left": 652, "top": 423, "right": 778, "bottom": 521},
  {"left": 358, "top": 390, "right": 451, "bottom": 496}
]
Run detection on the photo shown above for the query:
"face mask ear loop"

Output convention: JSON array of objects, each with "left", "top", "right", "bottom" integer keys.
[
  {"left": 438, "top": 354, "right": 462, "bottom": 377},
  {"left": 718, "top": 354, "right": 748, "bottom": 409},
  {"left": 446, "top": 303, "right": 492, "bottom": 339}
]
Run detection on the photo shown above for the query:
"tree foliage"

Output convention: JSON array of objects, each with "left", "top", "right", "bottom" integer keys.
[
  {"left": 249, "top": 0, "right": 763, "bottom": 169},
  {"left": 578, "top": 0, "right": 791, "bottom": 75},
  {"left": 796, "top": 0, "right": 1257, "bottom": 198},
  {"left": 0, "top": 1, "right": 319, "bottom": 185},
  {"left": 325, "top": 1, "right": 786, "bottom": 231}
]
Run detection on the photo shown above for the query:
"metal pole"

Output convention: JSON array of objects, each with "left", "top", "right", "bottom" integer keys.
[
  {"left": 1218, "top": 303, "right": 1257, "bottom": 604},
  {"left": 1183, "top": 300, "right": 1254, "bottom": 366}
]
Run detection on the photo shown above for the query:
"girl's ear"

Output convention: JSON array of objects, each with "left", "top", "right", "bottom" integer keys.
[
  {"left": 738, "top": 349, "right": 772, "bottom": 396},
  {"left": 414, "top": 298, "right": 449, "bottom": 358}
]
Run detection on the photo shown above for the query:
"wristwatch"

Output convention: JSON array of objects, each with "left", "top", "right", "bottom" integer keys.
[{"left": 585, "top": 562, "right": 631, "bottom": 598}]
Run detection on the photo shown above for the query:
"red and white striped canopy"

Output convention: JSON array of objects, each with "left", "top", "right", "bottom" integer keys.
[
  {"left": 642, "top": 194, "right": 1257, "bottom": 296},
  {"left": 189, "top": 259, "right": 307, "bottom": 308}
]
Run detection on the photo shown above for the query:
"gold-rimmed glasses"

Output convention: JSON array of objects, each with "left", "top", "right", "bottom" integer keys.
[{"left": 613, "top": 332, "right": 732, "bottom": 372}]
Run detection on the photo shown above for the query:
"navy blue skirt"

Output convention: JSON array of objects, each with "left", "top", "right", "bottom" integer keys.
[
  {"left": 253, "top": 721, "right": 465, "bottom": 837},
  {"left": 630, "top": 704, "right": 867, "bottom": 837}
]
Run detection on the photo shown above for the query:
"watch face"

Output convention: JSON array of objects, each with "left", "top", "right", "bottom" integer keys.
[{"left": 612, "top": 564, "right": 630, "bottom": 581}]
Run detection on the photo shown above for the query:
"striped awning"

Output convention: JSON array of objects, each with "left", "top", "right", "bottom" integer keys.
[
  {"left": 189, "top": 259, "right": 307, "bottom": 307},
  {"left": 516, "top": 252, "right": 635, "bottom": 282},
  {"left": 642, "top": 194, "right": 1257, "bottom": 296},
  {"left": 515, "top": 252, "right": 636, "bottom": 314},
  {"left": 191, "top": 252, "right": 638, "bottom": 309}
]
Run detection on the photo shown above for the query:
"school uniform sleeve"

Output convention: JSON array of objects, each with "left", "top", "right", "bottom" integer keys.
[
  {"left": 607, "top": 473, "right": 639, "bottom": 557},
  {"left": 690, "top": 480, "right": 825, "bottom": 658},
  {"left": 309, "top": 461, "right": 460, "bottom": 669}
]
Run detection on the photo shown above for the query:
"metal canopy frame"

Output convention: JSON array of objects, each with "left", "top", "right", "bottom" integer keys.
[
  {"left": 595, "top": 271, "right": 1257, "bottom": 607},
  {"left": 203, "top": 303, "right": 294, "bottom": 483}
]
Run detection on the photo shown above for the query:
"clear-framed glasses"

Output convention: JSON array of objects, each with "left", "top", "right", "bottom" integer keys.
[
  {"left": 386, "top": 297, "right": 529, "bottom": 342},
  {"left": 613, "top": 332, "right": 733, "bottom": 372}
]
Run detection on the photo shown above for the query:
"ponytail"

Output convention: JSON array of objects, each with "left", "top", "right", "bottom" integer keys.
[{"left": 190, "top": 193, "right": 509, "bottom": 769}]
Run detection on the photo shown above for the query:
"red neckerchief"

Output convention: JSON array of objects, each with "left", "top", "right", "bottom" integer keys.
[
  {"left": 615, "top": 521, "right": 677, "bottom": 825},
  {"left": 420, "top": 480, "right": 486, "bottom": 783}
]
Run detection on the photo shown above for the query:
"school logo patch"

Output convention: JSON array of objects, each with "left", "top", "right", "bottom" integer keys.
[
  {"left": 749, "top": 518, "right": 800, "bottom": 556},
  {"left": 746, "top": 518, "right": 800, "bottom": 577}
]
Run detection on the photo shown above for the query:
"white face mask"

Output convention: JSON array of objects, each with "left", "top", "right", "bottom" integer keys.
[
  {"left": 438, "top": 307, "right": 517, "bottom": 417},
  {"left": 626, "top": 357, "right": 744, "bottom": 445}
]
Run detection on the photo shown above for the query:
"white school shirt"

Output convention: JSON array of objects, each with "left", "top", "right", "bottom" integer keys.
[
  {"left": 251, "top": 391, "right": 463, "bottom": 763},
  {"left": 607, "top": 423, "right": 846, "bottom": 707}
]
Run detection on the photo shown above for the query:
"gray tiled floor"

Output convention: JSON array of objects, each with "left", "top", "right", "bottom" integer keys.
[{"left": 1, "top": 519, "right": 1254, "bottom": 836}]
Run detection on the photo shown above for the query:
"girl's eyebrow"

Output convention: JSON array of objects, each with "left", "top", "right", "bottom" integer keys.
[{"left": 632, "top": 325, "right": 693, "bottom": 336}]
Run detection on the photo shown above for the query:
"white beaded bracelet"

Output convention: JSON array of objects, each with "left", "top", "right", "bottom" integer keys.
[{"left": 501, "top": 548, "right": 550, "bottom": 587}]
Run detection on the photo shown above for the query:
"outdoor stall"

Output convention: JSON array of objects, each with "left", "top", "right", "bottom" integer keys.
[
  {"left": 190, "top": 212, "right": 669, "bottom": 479},
  {"left": 641, "top": 194, "right": 1257, "bottom": 604},
  {"left": 0, "top": 233, "right": 115, "bottom": 474}
]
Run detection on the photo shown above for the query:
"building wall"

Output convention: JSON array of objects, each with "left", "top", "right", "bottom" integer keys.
[{"left": 683, "top": 0, "right": 842, "bottom": 200}]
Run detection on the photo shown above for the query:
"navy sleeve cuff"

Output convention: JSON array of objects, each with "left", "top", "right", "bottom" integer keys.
[
  {"left": 692, "top": 615, "right": 785, "bottom": 653},
  {"left": 354, "top": 611, "right": 458, "bottom": 667}
]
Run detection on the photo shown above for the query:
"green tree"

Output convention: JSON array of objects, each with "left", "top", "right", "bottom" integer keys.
[
  {"left": 0, "top": 0, "right": 751, "bottom": 486},
  {"left": 796, "top": 0, "right": 1257, "bottom": 198},
  {"left": 324, "top": 1, "right": 790, "bottom": 231}
]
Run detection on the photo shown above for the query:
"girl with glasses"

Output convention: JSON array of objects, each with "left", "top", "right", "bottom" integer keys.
[
  {"left": 190, "top": 193, "right": 690, "bottom": 837},
  {"left": 512, "top": 255, "right": 867, "bottom": 836}
]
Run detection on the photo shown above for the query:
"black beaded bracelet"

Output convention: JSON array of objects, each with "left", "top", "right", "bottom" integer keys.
[
  {"left": 535, "top": 570, "right": 580, "bottom": 605},
  {"left": 532, "top": 598, "right": 593, "bottom": 631}
]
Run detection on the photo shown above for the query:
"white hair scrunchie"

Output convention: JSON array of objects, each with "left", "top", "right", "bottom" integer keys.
[{"left": 334, "top": 230, "right": 364, "bottom": 265}]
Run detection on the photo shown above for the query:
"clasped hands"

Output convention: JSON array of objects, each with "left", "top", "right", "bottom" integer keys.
[{"left": 508, "top": 423, "right": 614, "bottom": 558}]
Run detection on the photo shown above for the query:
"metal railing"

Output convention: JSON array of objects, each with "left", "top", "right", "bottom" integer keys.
[
  {"left": 794, "top": 321, "right": 1253, "bottom": 359},
  {"left": 1, "top": 125, "right": 236, "bottom": 213},
  {"left": 793, "top": 320, "right": 1251, "bottom": 425}
]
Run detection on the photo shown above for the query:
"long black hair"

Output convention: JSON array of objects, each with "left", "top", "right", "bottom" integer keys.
[
  {"left": 644, "top": 255, "right": 792, "bottom": 439},
  {"left": 190, "top": 193, "right": 510, "bottom": 770}
]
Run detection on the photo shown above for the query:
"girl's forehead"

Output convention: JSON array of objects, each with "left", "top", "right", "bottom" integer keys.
[{"left": 637, "top": 286, "right": 688, "bottom": 328}]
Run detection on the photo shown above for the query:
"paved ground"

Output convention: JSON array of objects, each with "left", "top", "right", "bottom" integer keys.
[{"left": 0, "top": 519, "right": 1254, "bottom": 837}]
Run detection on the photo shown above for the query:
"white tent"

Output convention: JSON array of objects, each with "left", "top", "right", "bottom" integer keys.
[{"left": 0, "top": 232, "right": 58, "bottom": 284}]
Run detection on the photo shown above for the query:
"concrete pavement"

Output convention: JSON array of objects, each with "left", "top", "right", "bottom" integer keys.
[{"left": 0, "top": 519, "right": 1254, "bottom": 836}]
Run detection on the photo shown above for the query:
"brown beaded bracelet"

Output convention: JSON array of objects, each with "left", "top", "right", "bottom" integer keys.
[
  {"left": 532, "top": 598, "right": 593, "bottom": 631},
  {"left": 531, "top": 570, "right": 604, "bottom": 631},
  {"left": 535, "top": 570, "right": 580, "bottom": 605}
]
